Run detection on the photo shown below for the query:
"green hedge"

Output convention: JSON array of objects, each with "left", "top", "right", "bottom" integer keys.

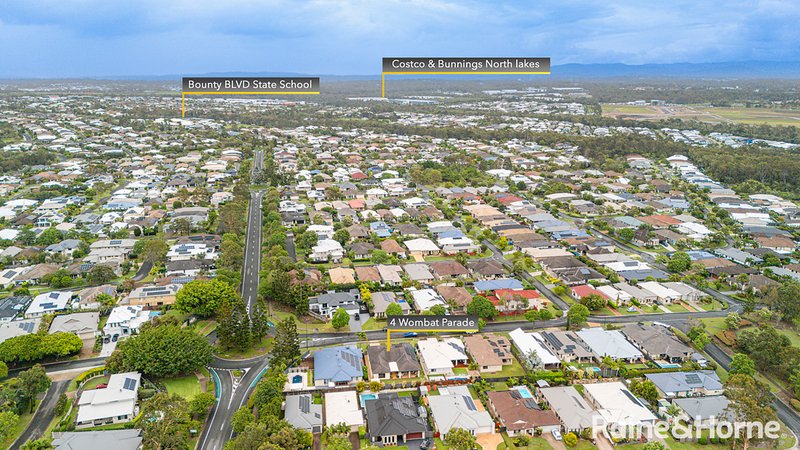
[{"left": 76, "top": 366, "right": 106, "bottom": 384}]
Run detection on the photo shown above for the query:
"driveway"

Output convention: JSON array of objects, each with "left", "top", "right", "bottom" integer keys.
[
  {"left": 348, "top": 311, "right": 363, "bottom": 332},
  {"left": 476, "top": 433, "right": 503, "bottom": 450},
  {"left": 99, "top": 339, "right": 117, "bottom": 357},
  {"left": 10, "top": 380, "right": 69, "bottom": 450}
]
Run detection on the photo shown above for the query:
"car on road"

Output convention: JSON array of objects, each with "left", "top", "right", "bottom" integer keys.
[
  {"left": 403, "top": 332, "right": 418, "bottom": 337},
  {"left": 419, "top": 438, "right": 432, "bottom": 450},
  {"left": 551, "top": 430, "right": 562, "bottom": 441}
]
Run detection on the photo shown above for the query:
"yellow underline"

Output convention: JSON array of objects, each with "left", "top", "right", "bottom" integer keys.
[
  {"left": 387, "top": 329, "right": 479, "bottom": 332},
  {"left": 383, "top": 71, "right": 550, "bottom": 75},
  {"left": 182, "top": 91, "right": 320, "bottom": 95}
]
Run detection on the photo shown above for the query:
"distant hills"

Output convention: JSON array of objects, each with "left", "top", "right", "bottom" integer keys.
[{"left": 119, "top": 61, "right": 800, "bottom": 81}]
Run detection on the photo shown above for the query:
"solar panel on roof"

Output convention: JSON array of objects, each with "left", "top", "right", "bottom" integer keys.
[
  {"left": 49, "top": 292, "right": 60, "bottom": 299},
  {"left": 110, "top": 240, "right": 122, "bottom": 245},
  {"left": 299, "top": 395, "right": 310, "bottom": 413},
  {"left": 463, "top": 396, "right": 477, "bottom": 411},
  {"left": 685, "top": 373, "right": 702, "bottom": 385},
  {"left": 123, "top": 378, "right": 137, "bottom": 391}
]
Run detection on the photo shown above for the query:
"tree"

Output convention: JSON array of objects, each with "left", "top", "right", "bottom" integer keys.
[
  {"left": 580, "top": 293, "right": 607, "bottom": 311},
  {"left": 765, "top": 281, "right": 800, "bottom": 323},
  {"left": 430, "top": 304, "right": 447, "bottom": 316},
  {"left": 563, "top": 432, "right": 578, "bottom": 447},
  {"left": 87, "top": 264, "right": 115, "bottom": 284},
  {"left": 729, "top": 353, "right": 756, "bottom": 376},
  {"left": 21, "top": 438, "right": 53, "bottom": 450},
  {"left": 333, "top": 228, "right": 350, "bottom": 245},
  {"left": 106, "top": 324, "right": 213, "bottom": 378},
  {"left": 667, "top": 252, "right": 692, "bottom": 273},
  {"left": 142, "top": 238, "right": 168, "bottom": 263},
  {"left": 231, "top": 406, "right": 255, "bottom": 433},
  {"left": 385, "top": 302, "right": 403, "bottom": 317},
  {"left": 444, "top": 428, "right": 479, "bottom": 450},
  {"left": 467, "top": 296, "right": 498, "bottom": 320},
  {"left": 567, "top": 304, "right": 589, "bottom": 329},
  {"left": 294, "top": 231, "right": 318, "bottom": 251},
  {"left": 0, "top": 411, "right": 19, "bottom": 443},
  {"left": 0, "top": 360, "right": 7, "bottom": 379},
  {"left": 617, "top": 227, "right": 634, "bottom": 242},
  {"left": 35, "top": 228, "right": 62, "bottom": 246},
  {"left": 272, "top": 317, "right": 300, "bottom": 364},
  {"left": 331, "top": 308, "right": 350, "bottom": 330},
  {"left": 175, "top": 279, "right": 239, "bottom": 317},
  {"left": 725, "top": 311, "right": 742, "bottom": 330},
  {"left": 629, "top": 379, "right": 659, "bottom": 405},
  {"left": 189, "top": 392, "right": 216, "bottom": 419},
  {"left": 0, "top": 332, "right": 83, "bottom": 364},
  {"left": 18, "top": 364, "right": 51, "bottom": 413},
  {"left": 370, "top": 249, "right": 390, "bottom": 264},
  {"left": 140, "top": 393, "right": 191, "bottom": 450},
  {"left": 523, "top": 349, "right": 542, "bottom": 370},
  {"left": 724, "top": 374, "right": 778, "bottom": 449}
]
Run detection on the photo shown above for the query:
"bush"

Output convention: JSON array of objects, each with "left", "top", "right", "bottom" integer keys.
[
  {"left": 564, "top": 432, "right": 578, "bottom": 447},
  {"left": 791, "top": 398, "right": 800, "bottom": 412},
  {"left": 138, "top": 388, "right": 156, "bottom": 400},
  {"left": 698, "top": 436, "right": 708, "bottom": 445},
  {"left": 76, "top": 367, "right": 106, "bottom": 385}
]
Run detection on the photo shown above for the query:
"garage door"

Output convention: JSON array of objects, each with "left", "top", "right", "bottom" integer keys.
[{"left": 407, "top": 432, "right": 424, "bottom": 440}]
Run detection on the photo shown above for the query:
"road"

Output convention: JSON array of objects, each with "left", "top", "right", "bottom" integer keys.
[
  {"left": 482, "top": 239, "right": 570, "bottom": 310},
  {"left": 9, "top": 380, "right": 69, "bottom": 450},
  {"left": 241, "top": 190, "right": 265, "bottom": 314},
  {"left": 131, "top": 260, "right": 153, "bottom": 282}
]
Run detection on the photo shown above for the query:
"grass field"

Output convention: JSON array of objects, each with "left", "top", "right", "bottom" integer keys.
[
  {"left": 602, "top": 103, "right": 800, "bottom": 127},
  {"left": 163, "top": 374, "right": 202, "bottom": 400}
]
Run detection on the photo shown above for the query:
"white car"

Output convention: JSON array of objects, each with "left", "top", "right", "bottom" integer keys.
[{"left": 551, "top": 430, "right": 563, "bottom": 441}]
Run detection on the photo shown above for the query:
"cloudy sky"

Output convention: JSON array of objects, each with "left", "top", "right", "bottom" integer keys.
[{"left": 0, "top": 0, "right": 798, "bottom": 77}]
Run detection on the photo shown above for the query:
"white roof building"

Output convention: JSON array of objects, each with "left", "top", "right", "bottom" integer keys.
[
  {"left": 324, "top": 390, "right": 364, "bottom": 430},
  {"left": 508, "top": 328, "right": 560, "bottom": 368},
  {"left": 404, "top": 238, "right": 440, "bottom": 254},
  {"left": 583, "top": 381, "right": 657, "bottom": 428},
  {"left": 638, "top": 281, "right": 682, "bottom": 303},
  {"left": 26, "top": 291, "right": 73, "bottom": 318},
  {"left": 575, "top": 328, "right": 644, "bottom": 362},
  {"left": 104, "top": 305, "right": 151, "bottom": 338},
  {"left": 417, "top": 337, "right": 467, "bottom": 376},
  {"left": 408, "top": 288, "right": 446, "bottom": 312},
  {"left": 76, "top": 372, "right": 141, "bottom": 428}
]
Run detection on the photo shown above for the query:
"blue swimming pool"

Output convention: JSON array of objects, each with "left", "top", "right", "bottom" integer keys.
[
  {"left": 292, "top": 375, "right": 303, "bottom": 383},
  {"left": 360, "top": 393, "right": 377, "bottom": 407},
  {"left": 512, "top": 386, "right": 533, "bottom": 399}
]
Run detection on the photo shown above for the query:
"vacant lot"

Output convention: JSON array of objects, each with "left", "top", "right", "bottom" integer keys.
[{"left": 601, "top": 103, "right": 800, "bottom": 127}]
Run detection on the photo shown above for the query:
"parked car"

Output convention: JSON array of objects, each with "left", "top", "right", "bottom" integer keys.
[
  {"left": 551, "top": 430, "right": 563, "bottom": 441},
  {"left": 420, "top": 438, "right": 432, "bottom": 450}
]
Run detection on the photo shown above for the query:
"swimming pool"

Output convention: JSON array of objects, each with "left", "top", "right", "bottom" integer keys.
[
  {"left": 512, "top": 386, "right": 533, "bottom": 399},
  {"left": 658, "top": 362, "right": 681, "bottom": 369},
  {"left": 292, "top": 375, "right": 303, "bottom": 383},
  {"left": 360, "top": 393, "right": 377, "bottom": 407}
]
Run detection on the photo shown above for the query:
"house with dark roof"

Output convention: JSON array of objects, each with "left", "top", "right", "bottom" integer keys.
[
  {"left": 364, "top": 393, "right": 430, "bottom": 446},
  {"left": 366, "top": 343, "right": 421, "bottom": 380},
  {"left": 467, "top": 259, "right": 506, "bottom": 279},
  {"left": 621, "top": 323, "right": 692, "bottom": 363},
  {"left": 487, "top": 390, "right": 560, "bottom": 436},
  {"left": 313, "top": 346, "right": 363, "bottom": 387},
  {"left": 645, "top": 371, "right": 724, "bottom": 398}
]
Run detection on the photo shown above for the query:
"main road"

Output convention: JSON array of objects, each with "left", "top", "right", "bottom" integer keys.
[{"left": 199, "top": 183, "right": 266, "bottom": 449}]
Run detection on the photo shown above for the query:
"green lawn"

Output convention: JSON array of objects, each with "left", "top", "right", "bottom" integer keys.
[
  {"left": 500, "top": 433, "right": 554, "bottom": 450},
  {"left": 492, "top": 361, "right": 527, "bottom": 378},
  {"left": 360, "top": 317, "right": 386, "bottom": 331},
  {"left": 0, "top": 406, "right": 35, "bottom": 449},
  {"left": 82, "top": 376, "right": 110, "bottom": 390},
  {"left": 666, "top": 303, "right": 690, "bottom": 313},
  {"left": 701, "top": 317, "right": 727, "bottom": 336},
  {"left": 163, "top": 374, "right": 202, "bottom": 400},
  {"left": 215, "top": 337, "right": 274, "bottom": 360}
]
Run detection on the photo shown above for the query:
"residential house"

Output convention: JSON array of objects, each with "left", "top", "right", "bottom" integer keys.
[
  {"left": 429, "top": 260, "right": 469, "bottom": 280},
  {"left": 408, "top": 288, "right": 446, "bottom": 312},
  {"left": 645, "top": 371, "right": 724, "bottom": 398},
  {"left": 575, "top": 328, "right": 644, "bottom": 363},
  {"left": 26, "top": 291, "right": 73, "bottom": 318},
  {"left": 365, "top": 394, "right": 430, "bottom": 446},
  {"left": 435, "top": 285, "right": 473, "bottom": 313},
  {"left": 583, "top": 382, "right": 657, "bottom": 431},
  {"left": 52, "top": 430, "right": 143, "bottom": 450},
  {"left": 309, "top": 239, "right": 345, "bottom": 263},
  {"left": 416, "top": 337, "right": 468, "bottom": 377},
  {"left": 76, "top": 372, "right": 141, "bottom": 429},
  {"left": 324, "top": 390, "right": 364, "bottom": 431},
  {"left": 487, "top": 390, "right": 560, "bottom": 436},
  {"left": 314, "top": 346, "right": 363, "bottom": 387},
  {"left": 366, "top": 343, "right": 421, "bottom": 380},
  {"left": 284, "top": 394, "right": 323, "bottom": 433},
  {"left": 371, "top": 291, "right": 410, "bottom": 319},
  {"left": 103, "top": 306, "right": 151, "bottom": 339},
  {"left": 463, "top": 333, "right": 514, "bottom": 373},
  {"left": 126, "top": 284, "right": 180, "bottom": 308},
  {"left": 508, "top": 328, "right": 561, "bottom": 370},
  {"left": 539, "top": 386, "right": 602, "bottom": 433},
  {"left": 428, "top": 385, "right": 494, "bottom": 438},
  {"left": 537, "top": 330, "right": 597, "bottom": 363},
  {"left": 309, "top": 291, "right": 359, "bottom": 318},
  {"left": 621, "top": 323, "right": 692, "bottom": 363},
  {"left": 49, "top": 312, "right": 99, "bottom": 341}
]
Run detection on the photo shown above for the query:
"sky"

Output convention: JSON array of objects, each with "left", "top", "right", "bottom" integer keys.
[{"left": 0, "top": 0, "right": 799, "bottom": 78}]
